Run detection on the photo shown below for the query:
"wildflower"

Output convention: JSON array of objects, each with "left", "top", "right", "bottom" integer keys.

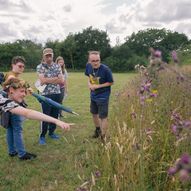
[
  {"left": 180, "top": 153, "right": 191, "bottom": 165},
  {"left": 140, "top": 96, "right": 145, "bottom": 105},
  {"left": 171, "top": 50, "right": 178, "bottom": 62},
  {"left": 150, "top": 89, "right": 158, "bottom": 98},
  {"left": 154, "top": 50, "right": 162, "bottom": 58},
  {"left": 146, "top": 98, "right": 152, "bottom": 103},
  {"left": 168, "top": 167, "right": 178, "bottom": 175},
  {"left": 182, "top": 120, "right": 191, "bottom": 128},
  {"left": 130, "top": 112, "right": 137, "bottom": 119},
  {"left": 171, "top": 111, "right": 181, "bottom": 122},
  {"left": 144, "top": 82, "right": 151, "bottom": 92},
  {"left": 171, "top": 124, "right": 178, "bottom": 135},
  {"left": 179, "top": 169, "right": 191, "bottom": 182},
  {"left": 168, "top": 153, "right": 191, "bottom": 182},
  {"left": 95, "top": 170, "right": 101, "bottom": 178}
]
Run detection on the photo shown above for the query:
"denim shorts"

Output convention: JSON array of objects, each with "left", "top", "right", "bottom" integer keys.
[{"left": 90, "top": 99, "right": 109, "bottom": 119}]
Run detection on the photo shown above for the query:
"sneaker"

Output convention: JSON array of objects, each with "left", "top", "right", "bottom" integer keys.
[
  {"left": 9, "top": 152, "right": 18, "bottom": 157},
  {"left": 49, "top": 133, "right": 59, "bottom": 140},
  {"left": 19, "top": 152, "right": 37, "bottom": 160},
  {"left": 39, "top": 137, "right": 46, "bottom": 145},
  {"left": 92, "top": 128, "right": 101, "bottom": 138}
]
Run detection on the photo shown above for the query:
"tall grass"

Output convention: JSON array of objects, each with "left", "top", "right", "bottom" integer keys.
[{"left": 82, "top": 66, "right": 191, "bottom": 191}]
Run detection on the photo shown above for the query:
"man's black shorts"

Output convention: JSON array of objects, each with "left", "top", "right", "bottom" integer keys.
[{"left": 90, "top": 99, "right": 109, "bottom": 119}]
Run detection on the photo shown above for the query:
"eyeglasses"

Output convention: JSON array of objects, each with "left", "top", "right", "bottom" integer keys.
[
  {"left": 17, "top": 65, "right": 25, "bottom": 69},
  {"left": 91, "top": 60, "right": 100, "bottom": 63}
]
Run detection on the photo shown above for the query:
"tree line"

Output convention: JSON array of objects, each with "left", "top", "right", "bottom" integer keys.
[{"left": 0, "top": 27, "right": 190, "bottom": 72}]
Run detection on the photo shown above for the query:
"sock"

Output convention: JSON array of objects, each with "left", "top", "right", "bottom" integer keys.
[{"left": 96, "top": 127, "right": 100, "bottom": 130}]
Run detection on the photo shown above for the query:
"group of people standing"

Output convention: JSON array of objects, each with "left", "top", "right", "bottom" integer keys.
[{"left": 0, "top": 48, "right": 113, "bottom": 160}]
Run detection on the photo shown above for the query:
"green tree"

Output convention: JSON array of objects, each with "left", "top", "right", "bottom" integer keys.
[
  {"left": 125, "top": 28, "right": 190, "bottom": 62},
  {"left": 59, "top": 34, "right": 77, "bottom": 70},
  {"left": 16, "top": 40, "right": 42, "bottom": 69},
  {"left": 0, "top": 41, "right": 24, "bottom": 71},
  {"left": 74, "top": 26, "right": 111, "bottom": 68}
]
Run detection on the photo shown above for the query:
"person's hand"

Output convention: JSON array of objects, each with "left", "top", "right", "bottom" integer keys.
[
  {"left": 27, "top": 87, "right": 34, "bottom": 95},
  {"left": 40, "top": 77, "right": 46, "bottom": 85},
  {"left": 89, "top": 84, "right": 100, "bottom": 91},
  {"left": 56, "top": 120, "right": 74, "bottom": 130}
]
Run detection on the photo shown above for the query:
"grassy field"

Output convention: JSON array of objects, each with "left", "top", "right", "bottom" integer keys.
[{"left": 0, "top": 72, "right": 134, "bottom": 191}]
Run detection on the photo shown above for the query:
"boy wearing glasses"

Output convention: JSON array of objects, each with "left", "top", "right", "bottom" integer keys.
[
  {"left": 85, "top": 51, "right": 113, "bottom": 141},
  {"left": 4, "top": 56, "right": 25, "bottom": 82}
]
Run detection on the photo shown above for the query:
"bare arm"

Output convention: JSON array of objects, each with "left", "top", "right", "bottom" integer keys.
[
  {"left": 38, "top": 74, "right": 64, "bottom": 85},
  {"left": 10, "top": 106, "right": 70, "bottom": 129}
]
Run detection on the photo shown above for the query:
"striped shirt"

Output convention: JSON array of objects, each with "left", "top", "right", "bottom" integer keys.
[{"left": 0, "top": 93, "right": 19, "bottom": 112}]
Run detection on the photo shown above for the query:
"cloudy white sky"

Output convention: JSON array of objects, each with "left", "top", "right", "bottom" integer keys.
[{"left": 0, "top": 0, "right": 191, "bottom": 46}]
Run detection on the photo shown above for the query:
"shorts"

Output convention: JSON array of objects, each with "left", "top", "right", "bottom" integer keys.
[{"left": 90, "top": 99, "right": 109, "bottom": 119}]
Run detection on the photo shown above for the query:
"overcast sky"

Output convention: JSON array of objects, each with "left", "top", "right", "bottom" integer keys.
[{"left": 0, "top": 0, "right": 191, "bottom": 46}]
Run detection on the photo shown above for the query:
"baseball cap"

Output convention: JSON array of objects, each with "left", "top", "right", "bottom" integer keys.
[{"left": 43, "top": 48, "right": 53, "bottom": 56}]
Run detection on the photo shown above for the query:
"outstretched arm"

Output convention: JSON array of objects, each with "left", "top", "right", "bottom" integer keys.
[{"left": 10, "top": 106, "right": 70, "bottom": 129}]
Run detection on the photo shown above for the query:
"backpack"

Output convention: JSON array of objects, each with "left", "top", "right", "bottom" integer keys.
[
  {"left": 0, "top": 72, "right": 10, "bottom": 128},
  {"left": 0, "top": 111, "right": 11, "bottom": 128},
  {"left": 0, "top": 72, "right": 5, "bottom": 85}
]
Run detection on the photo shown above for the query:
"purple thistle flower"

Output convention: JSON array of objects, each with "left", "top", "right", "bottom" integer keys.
[
  {"left": 95, "top": 170, "right": 101, "bottom": 178},
  {"left": 140, "top": 96, "right": 145, "bottom": 105},
  {"left": 171, "top": 124, "right": 178, "bottom": 135},
  {"left": 144, "top": 83, "right": 151, "bottom": 92},
  {"left": 154, "top": 50, "right": 162, "bottom": 58},
  {"left": 171, "top": 111, "right": 181, "bottom": 121},
  {"left": 168, "top": 167, "right": 178, "bottom": 175},
  {"left": 182, "top": 120, "right": 191, "bottom": 128},
  {"left": 171, "top": 50, "right": 178, "bottom": 62},
  {"left": 179, "top": 169, "right": 191, "bottom": 182},
  {"left": 150, "top": 93, "right": 157, "bottom": 98},
  {"left": 180, "top": 153, "right": 191, "bottom": 165}
]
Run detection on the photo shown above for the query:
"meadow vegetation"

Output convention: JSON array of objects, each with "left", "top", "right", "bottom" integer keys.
[
  {"left": 81, "top": 65, "right": 191, "bottom": 191},
  {"left": 0, "top": 72, "right": 134, "bottom": 191}
]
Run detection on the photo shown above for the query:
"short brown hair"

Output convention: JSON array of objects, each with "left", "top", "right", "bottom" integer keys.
[
  {"left": 88, "top": 51, "right": 100, "bottom": 55},
  {"left": 11, "top": 56, "right": 26, "bottom": 65}
]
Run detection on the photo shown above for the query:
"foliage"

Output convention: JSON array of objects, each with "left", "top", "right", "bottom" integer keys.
[
  {"left": 125, "top": 28, "right": 190, "bottom": 62},
  {"left": 0, "top": 40, "right": 42, "bottom": 71},
  {"left": 0, "top": 27, "right": 191, "bottom": 72},
  {"left": 81, "top": 66, "right": 191, "bottom": 190}
]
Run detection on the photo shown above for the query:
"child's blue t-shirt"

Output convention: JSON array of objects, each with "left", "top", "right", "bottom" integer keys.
[{"left": 85, "top": 63, "right": 113, "bottom": 102}]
